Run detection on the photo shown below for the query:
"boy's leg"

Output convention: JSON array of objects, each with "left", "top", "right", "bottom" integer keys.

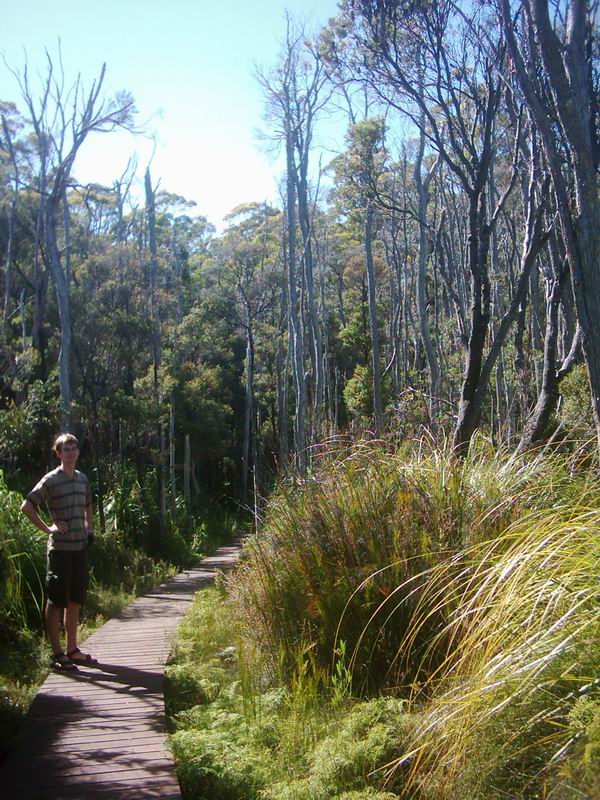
[
  {"left": 45, "top": 602, "right": 63, "bottom": 655},
  {"left": 64, "top": 601, "right": 80, "bottom": 654},
  {"left": 46, "top": 550, "right": 70, "bottom": 655},
  {"left": 65, "top": 550, "right": 97, "bottom": 663}
]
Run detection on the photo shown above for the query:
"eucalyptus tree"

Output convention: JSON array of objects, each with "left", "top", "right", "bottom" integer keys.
[
  {"left": 0, "top": 105, "right": 23, "bottom": 329},
  {"left": 0, "top": 99, "right": 49, "bottom": 372},
  {"left": 291, "top": 43, "right": 331, "bottom": 428},
  {"left": 257, "top": 16, "right": 331, "bottom": 468},
  {"left": 331, "top": 118, "right": 388, "bottom": 431},
  {"left": 321, "top": 5, "right": 447, "bottom": 426},
  {"left": 500, "top": 0, "right": 600, "bottom": 451},
  {"left": 343, "top": 0, "right": 555, "bottom": 454},
  {"left": 143, "top": 168, "right": 171, "bottom": 529},
  {"left": 518, "top": 227, "right": 582, "bottom": 451},
  {"left": 215, "top": 202, "right": 281, "bottom": 505},
  {"left": 11, "top": 51, "right": 135, "bottom": 428}
]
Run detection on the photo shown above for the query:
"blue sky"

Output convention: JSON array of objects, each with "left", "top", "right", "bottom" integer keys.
[{"left": 1, "top": 0, "right": 343, "bottom": 230}]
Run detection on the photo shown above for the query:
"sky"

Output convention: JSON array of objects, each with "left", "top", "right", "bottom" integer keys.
[{"left": 1, "top": 0, "right": 343, "bottom": 231}]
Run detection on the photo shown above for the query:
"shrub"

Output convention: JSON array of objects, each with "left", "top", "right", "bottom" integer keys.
[{"left": 0, "top": 470, "right": 46, "bottom": 632}]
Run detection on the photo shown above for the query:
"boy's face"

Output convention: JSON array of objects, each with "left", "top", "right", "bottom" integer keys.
[{"left": 58, "top": 442, "right": 79, "bottom": 469}]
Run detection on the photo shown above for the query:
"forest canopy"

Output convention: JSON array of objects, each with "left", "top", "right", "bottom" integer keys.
[{"left": 1, "top": 0, "right": 598, "bottom": 515}]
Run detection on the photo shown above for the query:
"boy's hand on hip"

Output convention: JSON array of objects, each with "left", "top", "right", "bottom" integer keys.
[{"left": 49, "top": 521, "right": 69, "bottom": 535}]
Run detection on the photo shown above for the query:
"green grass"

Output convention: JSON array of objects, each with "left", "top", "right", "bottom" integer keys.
[
  {"left": 166, "top": 437, "right": 600, "bottom": 799},
  {"left": 226, "top": 437, "right": 589, "bottom": 696},
  {"left": 385, "top": 502, "right": 600, "bottom": 798}
]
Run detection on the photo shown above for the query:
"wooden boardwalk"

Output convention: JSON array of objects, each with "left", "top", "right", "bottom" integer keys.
[{"left": 0, "top": 540, "right": 242, "bottom": 799}]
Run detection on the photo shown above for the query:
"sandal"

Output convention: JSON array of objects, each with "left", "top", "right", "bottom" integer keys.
[
  {"left": 51, "top": 651, "right": 78, "bottom": 671},
  {"left": 67, "top": 648, "right": 99, "bottom": 666}
]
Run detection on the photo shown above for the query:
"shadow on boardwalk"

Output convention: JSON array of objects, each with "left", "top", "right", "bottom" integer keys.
[{"left": 0, "top": 538, "right": 243, "bottom": 800}]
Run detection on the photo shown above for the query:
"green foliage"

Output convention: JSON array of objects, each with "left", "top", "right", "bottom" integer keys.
[
  {"left": 261, "top": 698, "right": 410, "bottom": 800},
  {"left": 0, "top": 470, "right": 46, "bottom": 632},
  {"left": 104, "top": 464, "right": 149, "bottom": 534},
  {"left": 559, "top": 363, "right": 596, "bottom": 441},
  {"left": 0, "top": 628, "right": 49, "bottom": 759},
  {"left": 0, "top": 461, "right": 237, "bottom": 763},
  {"left": 384, "top": 469, "right": 600, "bottom": 798},
  {"left": 0, "top": 380, "right": 59, "bottom": 488},
  {"left": 167, "top": 588, "right": 410, "bottom": 800},
  {"left": 165, "top": 443, "right": 600, "bottom": 799},
  {"left": 343, "top": 364, "right": 374, "bottom": 421},
  {"left": 332, "top": 640, "right": 353, "bottom": 708},
  {"left": 102, "top": 463, "right": 238, "bottom": 567},
  {"left": 565, "top": 691, "right": 600, "bottom": 794}
]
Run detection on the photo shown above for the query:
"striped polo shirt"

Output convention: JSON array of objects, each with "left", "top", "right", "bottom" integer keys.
[{"left": 27, "top": 467, "right": 91, "bottom": 552}]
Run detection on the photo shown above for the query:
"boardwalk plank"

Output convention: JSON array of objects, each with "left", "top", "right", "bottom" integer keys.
[{"left": 0, "top": 539, "right": 242, "bottom": 800}]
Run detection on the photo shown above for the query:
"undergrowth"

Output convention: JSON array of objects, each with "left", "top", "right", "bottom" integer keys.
[
  {"left": 167, "top": 587, "right": 411, "bottom": 800},
  {"left": 167, "top": 437, "right": 600, "bottom": 799},
  {"left": 227, "top": 437, "right": 590, "bottom": 695}
]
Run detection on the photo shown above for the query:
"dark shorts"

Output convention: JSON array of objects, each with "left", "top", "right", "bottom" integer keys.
[{"left": 46, "top": 549, "right": 89, "bottom": 607}]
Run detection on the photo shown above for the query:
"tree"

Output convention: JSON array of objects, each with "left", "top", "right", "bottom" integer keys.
[
  {"left": 257, "top": 17, "right": 313, "bottom": 469},
  {"left": 347, "top": 0, "right": 550, "bottom": 454},
  {"left": 331, "top": 118, "right": 388, "bottom": 431},
  {"left": 500, "top": 0, "right": 600, "bottom": 452},
  {"left": 216, "top": 202, "right": 281, "bottom": 505},
  {"left": 13, "top": 50, "right": 135, "bottom": 428}
]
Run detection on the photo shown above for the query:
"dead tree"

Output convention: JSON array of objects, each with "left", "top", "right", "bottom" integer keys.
[{"left": 14, "top": 49, "right": 135, "bottom": 428}]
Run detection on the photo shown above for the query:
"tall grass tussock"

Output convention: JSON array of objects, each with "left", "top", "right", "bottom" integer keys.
[{"left": 168, "top": 436, "right": 600, "bottom": 797}]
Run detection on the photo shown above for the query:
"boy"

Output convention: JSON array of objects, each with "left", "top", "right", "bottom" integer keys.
[{"left": 21, "top": 433, "right": 98, "bottom": 670}]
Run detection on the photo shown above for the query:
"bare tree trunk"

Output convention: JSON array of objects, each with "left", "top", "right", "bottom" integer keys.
[
  {"left": 145, "top": 167, "right": 166, "bottom": 530},
  {"left": 241, "top": 309, "right": 255, "bottom": 505},
  {"left": 170, "top": 397, "right": 176, "bottom": 516},
  {"left": 90, "top": 407, "right": 106, "bottom": 534},
  {"left": 414, "top": 122, "right": 440, "bottom": 422},
  {"left": 454, "top": 176, "right": 550, "bottom": 454},
  {"left": 518, "top": 281, "right": 581, "bottom": 451},
  {"left": 1, "top": 115, "right": 18, "bottom": 329},
  {"left": 452, "top": 190, "right": 491, "bottom": 454},
  {"left": 276, "top": 284, "right": 289, "bottom": 467},
  {"left": 184, "top": 434, "right": 191, "bottom": 514},
  {"left": 160, "top": 425, "right": 167, "bottom": 527},
  {"left": 32, "top": 189, "right": 48, "bottom": 376},
  {"left": 45, "top": 197, "right": 72, "bottom": 429},
  {"left": 501, "top": 0, "right": 600, "bottom": 451},
  {"left": 18, "top": 55, "right": 134, "bottom": 426},
  {"left": 18, "top": 289, "right": 26, "bottom": 349},
  {"left": 296, "top": 164, "right": 324, "bottom": 429},
  {"left": 285, "top": 105, "right": 307, "bottom": 471},
  {"left": 365, "top": 202, "right": 383, "bottom": 432}
]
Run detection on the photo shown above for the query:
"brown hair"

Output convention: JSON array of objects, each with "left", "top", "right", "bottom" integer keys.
[{"left": 53, "top": 433, "right": 79, "bottom": 457}]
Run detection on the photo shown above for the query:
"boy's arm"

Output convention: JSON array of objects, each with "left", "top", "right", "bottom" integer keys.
[
  {"left": 84, "top": 501, "right": 93, "bottom": 530},
  {"left": 84, "top": 495, "right": 94, "bottom": 544},
  {"left": 20, "top": 499, "right": 67, "bottom": 536}
]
